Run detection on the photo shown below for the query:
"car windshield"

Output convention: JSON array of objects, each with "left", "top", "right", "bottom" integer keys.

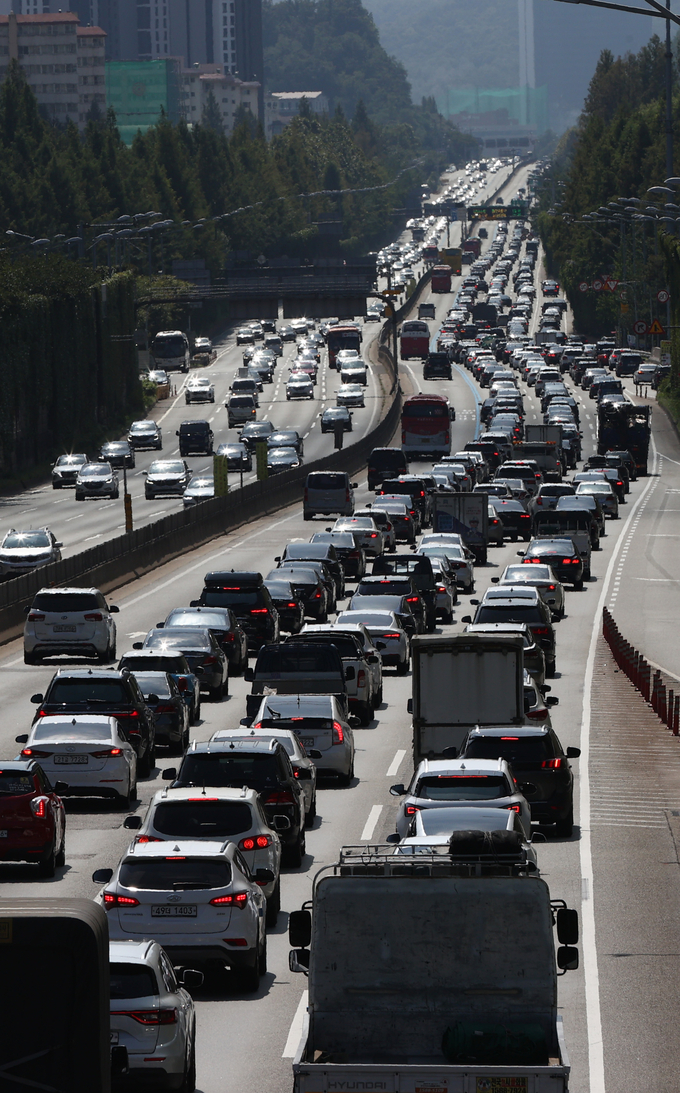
[
  {"left": 118, "top": 858, "right": 233, "bottom": 890},
  {"left": 110, "top": 964, "right": 158, "bottom": 1000},
  {"left": 150, "top": 802, "right": 254, "bottom": 838},
  {"left": 256, "top": 645, "right": 339, "bottom": 673},
  {"left": 32, "top": 592, "right": 99, "bottom": 612},
  {"left": 149, "top": 462, "right": 185, "bottom": 475},
  {"left": 56, "top": 455, "right": 86, "bottom": 466},
  {"left": 167, "top": 611, "right": 228, "bottom": 629},
  {"left": 357, "top": 579, "right": 411, "bottom": 596},
  {"left": 261, "top": 695, "right": 334, "bottom": 718},
  {"left": 3, "top": 532, "right": 51, "bottom": 549},
  {"left": 505, "top": 565, "right": 552, "bottom": 580},
  {"left": 464, "top": 736, "right": 555, "bottom": 763},
  {"left": 414, "top": 774, "right": 510, "bottom": 800},
  {"left": 81, "top": 465, "right": 110, "bottom": 478},
  {"left": 578, "top": 483, "right": 611, "bottom": 495},
  {"left": 47, "top": 680, "right": 130, "bottom": 705},
  {"left": 202, "top": 589, "right": 259, "bottom": 608},
  {"left": 177, "top": 753, "right": 281, "bottom": 790},
  {"left": 187, "top": 478, "right": 213, "bottom": 490},
  {"left": 33, "top": 723, "right": 111, "bottom": 742},
  {"left": 103, "top": 443, "right": 127, "bottom": 453},
  {"left": 131, "top": 423, "right": 156, "bottom": 433},
  {"left": 146, "top": 631, "right": 212, "bottom": 652},
  {"left": 308, "top": 474, "right": 347, "bottom": 489}
]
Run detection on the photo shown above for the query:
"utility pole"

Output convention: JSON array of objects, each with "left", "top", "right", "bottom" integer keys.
[{"left": 666, "top": 0, "right": 674, "bottom": 178}]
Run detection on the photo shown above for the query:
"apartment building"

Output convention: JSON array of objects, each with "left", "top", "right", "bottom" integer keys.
[
  {"left": 265, "top": 90, "right": 328, "bottom": 138},
  {"left": 0, "top": 11, "right": 105, "bottom": 128},
  {"left": 180, "top": 63, "right": 258, "bottom": 135}
]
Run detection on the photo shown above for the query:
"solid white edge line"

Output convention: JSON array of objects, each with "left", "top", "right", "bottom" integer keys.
[
  {"left": 282, "top": 990, "right": 308, "bottom": 1057},
  {"left": 579, "top": 433, "right": 659, "bottom": 1093},
  {"left": 386, "top": 749, "right": 406, "bottom": 777},
  {"left": 360, "top": 804, "right": 383, "bottom": 841}
]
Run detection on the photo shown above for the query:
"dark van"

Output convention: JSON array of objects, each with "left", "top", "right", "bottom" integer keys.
[
  {"left": 367, "top": 448, "right": 408, "bottom": 491},
  {"left": 176, "top": 420, "right": 214, "bottom": 456}
]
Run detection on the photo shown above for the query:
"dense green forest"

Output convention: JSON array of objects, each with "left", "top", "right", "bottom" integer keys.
[
  {"left": 263, "top": 0, "right": 477, "bottom": 165},
  {"left": 534, "top": 35, "right": 680, "bottom": 338}
]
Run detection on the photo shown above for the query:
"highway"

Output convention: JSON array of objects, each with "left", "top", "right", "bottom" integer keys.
[{"left": 2, "top": 157, "right": 679, "bottom": 1092}]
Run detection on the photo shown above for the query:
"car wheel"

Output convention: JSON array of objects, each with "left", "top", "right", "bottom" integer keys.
[
  {"left": 52, "top": 482, "right": 61, "bottom": 489},
  {"left": 208, "top": 682, "right": 222, "bottom": 702},
  {"left": 574, "top": 577, "right": 584, "bottom": 591},
  {"left": 23, "top": 651, "right": 40, "bottom": 665},
  {"left": 306, "top": 795, "right": 317, "bottom": 825},
  {"left": 284, "top": 829, "right": 306, "bottom": 868},
  {"left": 374, "top": 686, "right": 383, "bottom": 707},
  {"left": 396, "top": 658, "right": 409, "bottom": 676},
  {"left": 337, "top": 762, "right": 354, "bottom": 787},
  {"left": 55, "top": 833, "right": 66, "bottom": 869},
  {"left": 258, "top": 931, "right": 268, "bottom": 976},
  {"left": 178, "top": 1035, "right": 197, "bottom": 1093},
  {"left": 39, "top": 841, "right": 56, "bottom": 878},
  {"left": 112, "top": 489, "right": 119, "bottom": 499},
  {"left": 138, "top": 747, "right": 152, "bottom": 778},
  {"left": 303, "top": 513, "right": 313, "bottom": 521},
  {"left": 546, "top": 658, "right": 556, "bottom": 678},
  {"left": 181, "top": 722, "right": 190, "bottom": 753},
  {"left": 235, "top": 951, "right": 260, "bottom": 993},
  {"left": 554, "top": 806, "right": 574, "bottom": 838},
  {"left": 192, "top": 700, "right": 201, "bottom": 724},
  {"left": 75, "top": 493, "right": 84, "bottom": 501},
  {"left": 265, "top": 880, "right": 281, "bottom": 926},
  {"left": 443, "top": 609, "right": 454, "bottom": 625},
  {"left": 117, "top": 784, "right": 132, "bottom": 810}
]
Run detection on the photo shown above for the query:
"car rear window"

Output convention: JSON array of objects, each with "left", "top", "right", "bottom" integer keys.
[
  {"left": 110, "top": 964, "right": 158, "bottom": 1000},
  {"left": 464, "top": 736, "right": 555, "bottom": 763},
  {"left": 0, "top": 772, "right": 35, "bottom": 796},
  {"left": 369, "top": 450, "right": 407, "bottom": 469},
  {"left": 32, "top": 593, "right": 99, "bottom": 612},
  {"left": 307, "top": 473, "right": 347, "bottom": 489},
  {"left": 255, "top": 646, "right": 340, "bottom": 674},
  {"left": 357, "top": 579, "right": 411, "bottom": 596},
  {"left": 131, "top": 672, "right": 173, "bottom": 698},
  {"left": 202, "top": 590, "right": 261, "bottom": 608},
  {"left": 151, "top": 801, "right": 254, "bottom": 838},
  {"left": 147, "top": 632, "right": 211, "bottom": 652},
  {"left": 47, "top": 680, "right": 130, "bottom": 704},
  {"left": 120, "top": 655, "right": 187, "bottom": 673},
  {"left": 476, "top": 602, "right": 545, "bottom": 624},
  {"left": 118, "top": 858, "right": 233, "bottom": 890},
  {"left": 414, "top": 774, "right": 510, "bottom": 800},
  {"left": 176, "top": 753, "right": 280, "bottom": 791},
  {"left": 294, "top": 636, "right": 360, "bottom": 658}
]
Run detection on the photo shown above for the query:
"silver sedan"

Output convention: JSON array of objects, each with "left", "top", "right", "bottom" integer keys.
[
  {"left": 333, "top": 516, "right": 384, "bottom": 556},
  {"left": 336, "top": 608, "right": 410, "bottom": 674},
  {"left": 492, "top": 563, "right": 565, "bottom": 619}
]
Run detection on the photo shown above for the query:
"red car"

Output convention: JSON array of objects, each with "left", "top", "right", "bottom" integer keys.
[{"left": 0, "top": 761, "right": 66, "bottom": 877}]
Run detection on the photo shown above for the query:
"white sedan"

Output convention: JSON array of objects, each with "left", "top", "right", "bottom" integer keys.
[
  {"left": 286, "top": 374, "right": 314, "bottom": 400},
  {"left": 185, "top": 375, "right": 215, "bottom": 403},
  {"left": 16, "top": 714, "right": 137, "bottom": 807},
  {"left": 336, "top": 383, "right": 365, "bottom": 407},
  {"left": 336, "top": 608, "right": 410, "bottom": 674}
]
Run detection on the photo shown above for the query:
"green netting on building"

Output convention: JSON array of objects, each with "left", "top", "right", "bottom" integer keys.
[
  {"left": 106, "top": 60, "right": 181, "bottom": 144},
  {"left": 438, "top": 86, "right": 548, "bottom": 132}
]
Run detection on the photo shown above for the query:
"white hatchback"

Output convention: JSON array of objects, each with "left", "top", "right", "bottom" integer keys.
[
  {"left": 23, "top": 586, "right": 119, "bottom": 665},
  {"left": 16, "top": 714, "right": 137, "bottom": 807}
]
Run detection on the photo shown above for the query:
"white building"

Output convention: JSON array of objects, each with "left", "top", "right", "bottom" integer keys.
[
  {"left": 264, "top": 90, "right": 328, "bottom": 137},
  {"left": 180, "top": 63, "right": 259, "bottom": 136},
  {"left": 0, "top": 12, "right": 105, "bottom": 129}
]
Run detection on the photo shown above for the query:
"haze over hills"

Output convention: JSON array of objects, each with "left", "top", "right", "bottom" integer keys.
[{"left": 363, "top": 0, "right": 657, "bottom": 133}]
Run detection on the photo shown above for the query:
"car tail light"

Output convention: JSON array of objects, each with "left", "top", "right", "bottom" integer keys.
[
  {"left": 30, "top": 795, "right": 48, "bottom": 817},
  {"left": 111, "top": 1009, "right": 177, "bottom": 1025},
  {"left": 346, "top": 489, "right": 351, "bottom": 502},
  {"left": 369, "top": 533, "right": 377, "bottom": 538},
  {"left": 203, "top": 656, "right": 218, "bottom": 666},
  {"left": 103, "top": 892, "right": 140, "bottom": 907},
  {"left": 265, "top": 790, "right": 295, "bottom": 804},
  {"left": 154, "top": 704, "right": 177, "bottom": 714},
  {"left": 224, "top": 937, "right": 248, "bottom": 946},
  {"left": 436, "top": 585, "right": 447, "bottom": 593},
  {"left": 84, "top": 613, "right": 103, "bottom": 622},
  {"left": 239, "top": 835, "right": 271, "bottom": 851},
  {"left": 332, "top": 721, "right": 344, "bottom": 745},
  {"left": 563, "top": 558, "right": 579, "bottom": 565},
  {"left": 357, "top": 670, "right": 366, "bottom": 688},
  {"left": 21, "top": 748, "right": 51, "bottom": 758},
  {"left": 383, "top": 632, "right": 401, "bottom": 639},
  {"left": 177, "top": 678, "right": 188, "bottom": 692},
  {"left": 532, "top": 626, "right": 550, "bottom": 636},
  {"left": 210, "top": 892, "right": 248, "bottom": 907},
  {"left": 136, "top": 836, "right": 162, "bottom": 843},
  {"left": 223, "top": 631, "right": 235, "bottom": 642},
  {"left": 116, "top": 710, "right": 139, "bottom": 719},
  {"left": 506, "top": 804, "right": 521, "bottom": 814},
  {"left": 91, "top": 748, "right": 122, "bottom": 757},
  {"left": 520, "top": 514, "right": 530, "bottom": 519},
  {"left": 251, "top": 608, "right": 269, "bottom": 615},
  {"left": 406, "top": 596, "right": 419, "bottom": 604},
  {"left": 542, "top": 757, "right": 563, "bottom": 769},
  {"left": 28, "top": 613, "right": 45, "bottom": 622},
  {"left": 526, "top": 708, "right": 548, "bottom": 720},
  {"left": 406, "top": 805, "right": 420, "bottom": 815}
]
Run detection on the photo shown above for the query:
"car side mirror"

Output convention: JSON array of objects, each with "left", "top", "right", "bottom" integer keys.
[
  {"left": 547, "top": 695, "right": 559, "bottom": 706},
  {"left": 194, "top": 666, "right": 204, "bottom": 676},
  {"left": 256, "top": 868, "right": 275, "bottom": 884},
  {"left": 180, "top": 968, "right": 204, "bottom": 988},
  {"left": 55, "top": 542, "right": 63, "bottom": 548},
  {"left": 309, "top": 749, "right": 323, "bottom": 759},
  {"left": 274, "top": 556, "right": 281, "bottom": 562},
  {"left": 344, "top": 666, "right": 355, "bottom": 681},
  {"left": 15, "top": 734, "right": 28, "bottom": 744},
  {"left": 146, "top": 694, "right": 159, "bottom": 705},
  {"left": 289, "top": 949, "right": 310, "bottom": 973},
  {"left": 240, "top": 717, "right": 253, "bottom": 726},
  {"left": 390, "top": 783, "right": 407, "bottom": 796},
  {"left": 491, "top": 577, "right": 499, "bottom": 583},
  {"left": 24, "top": 606, "right": 31, "bottom": 615},
  {"left": 162, "top": 768, "right": 177, "bottom": 781},
  {"left": 244, "top": 668, "right": 254, "bottom": 682},
  {"left": 461, "top": 615, "right": 472, "bottom": 624},
  {"left": 175, "top": 430, "right": 180, "bottom": 436},
  {"left": 557, "top": 946, "right": 579, "bottom": 972},
  {"left": 375, "top": 641, "right": 386, "bottom": 651},
  {"left": 271, "top": 815, "right": 291, "bottom": 831},
  {"left": 516, "top": 550, "right": 526, "bottom": 557},
  {"left": 53, "top": 780, "right": 69, "bottom": 795},
  {"left": 141, "top": 470, "right": 148, "bottom": 475},
  {"left": 351, "top": 483, "right": 359, "bottom": 489},
  {"left": 366, "top": 654, "right": 379, "bottom": 665},
  {"left": 470, "top": 599, "right": 479, "bottom": 606},
  {"left": 520, "top": 782, "right": 537, "bottom": 795},
  {"left": 30, "top": 693, "right": 43, "bottom": 704},
  {"left": 156, "top": 622, "right": 164, "bottom": 628},
  {"left": 123, "top": 815, "right": 142, "bottom": 830},
  {"left": 289, "top": 908, "right": 312, "bottom": 946},
  {"left": 406, "top": 698, "right": 413, "bottom": 714},
  {"left": 566, "top": 746, "right": 581, "bottom": 758},
  {"left": 92, "top": 867, "right": 113, "bottom": 883},
  {"left": 132, "top": 642, "right": 143, "bottom": 650},
  {"left": 111, "top": 1045, "right": 129, "bottom": 1077},
  {"left": 385, "top": 832, "right": 401, "bottom": 843}
]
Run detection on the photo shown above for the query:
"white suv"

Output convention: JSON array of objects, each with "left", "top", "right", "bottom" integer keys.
[
  {"left": 96, "top": 841, "right": 269, "bottom": 991},
  {"left": 23, "top": 586, "right": 119, "bottom": 665},
  {"left": 122, "top": 786, "right": 282, "bottom": 922},
  {"left": 109, "top": 939, "right": 201, "bottom": 1088}
]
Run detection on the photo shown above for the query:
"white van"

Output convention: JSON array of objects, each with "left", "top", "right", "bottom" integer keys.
[{"left": 303, "top": 471, "right": 357, "bottom": 521}]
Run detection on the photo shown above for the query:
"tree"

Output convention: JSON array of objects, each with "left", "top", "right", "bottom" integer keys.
[{"left": 201, "top": 89, "right": 224, "bottom": 135}]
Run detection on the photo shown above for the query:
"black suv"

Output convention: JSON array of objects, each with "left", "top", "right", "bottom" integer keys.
[
  {"left": 367, "top": 447, "right": 408, "bottom": 491},
  {"left": 176, "top": 420, "right": 214, "bottom": 456},
  {"left": 460, "top": 725, "right": 580, "bottom": 837},
  {"left": 166, "top": 738, "right": 306, "bottom": 865},
  {"left": 379, "top": 477, "right": 432, "bottom": 527},
  {"left": 423, "top": 352, "right": 453, "bottom": 380},
  {"left": 277, "top": 543, "right": 345, "bottom": 599},
  {"left": 30, "top": 668, "right": 156, "bottom": 776},
  {"left": 192, "top": 571, "right": 280, "bottom": 650},
  {"left": 371, "top": 554, "right": 437, "bottom": 632}
]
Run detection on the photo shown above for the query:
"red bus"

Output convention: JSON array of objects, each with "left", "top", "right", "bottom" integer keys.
[
  {"left": 431, "top": 265, "right": 452, "bottom": 293},
  {"left": 326, "top": 324, "right": 362, "bottom": 369},
  {"left": 423, "top": 243, "right": 439, "bottom": 263},
  {"left": 401, "top": 394, "right": 451, "bottom": 459},
  {"left": 400, "top": 319, "right": 430, "bottom": 360}
]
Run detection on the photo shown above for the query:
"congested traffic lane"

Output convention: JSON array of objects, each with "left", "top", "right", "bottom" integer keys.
[{"left": 0, "top": 323, "right": 388, "bottom": 560}]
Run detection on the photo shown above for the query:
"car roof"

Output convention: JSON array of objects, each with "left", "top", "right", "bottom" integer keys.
[
  {"left": 468, "top": 725, "right": 550, "bottom": 739},
  {"left": 109, "top": 939, "right": 158, "bottom": 964},
  {"left": 122, "top": 840, "right": 234, "bottom": 860},
  {"left": 415, "top": 757, "right": 507, "bottom": 775},
  {"left": 210, "top": 727, "right": 301, "bottom": 747},
  {"left": 183, "top": 738, "right": 281, "bottom": 755},
  {"left": 50, "top": 668, "right": 127, "bottom": 680},
  {"left": 482, "top": 587, "right": 539, "bottom": 601},
  {"left": 31, "top": 714, "right": 118, "bottom": 730},
  {"left": 35, "top": 586, "right": 102, "bottom": 596},
  {"left": 0, "top": 760, "right": 36, "bottom": 772},
  {"left": 150, "top": 786, "right": 259, "bottom": 805}
]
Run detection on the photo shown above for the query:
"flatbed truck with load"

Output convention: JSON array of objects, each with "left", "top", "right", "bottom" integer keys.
[
  {"left": 288, "top": 844, "right": 579, "bottom": 1092},
  {"left": 597, "top": 401, "right": 651, "bottom": 474},
  {"left": 432, "top": 491, "right": 489, "bottom": 563}
]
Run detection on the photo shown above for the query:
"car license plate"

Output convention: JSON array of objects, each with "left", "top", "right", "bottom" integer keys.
[
  {"left": 301, "top": 737, "right": 316, "bottom": 749},
  {"left": 476, "top": 1080, "right": 527, "bottom": 1092},
  {"left": 151, "top": 905, "right": 197, "bottom": 917},
  {"left": 110, "top": 1032, "right": 119, "bottom": 1045},
  {"left": 53, "top": 625, "right": 76, "bottom": 632},
  {"left": 0, "top": 831, "right": 7, "bottom": 838},
  {"left": 54, "top": 755, "right": 88, "bottom": 764}
]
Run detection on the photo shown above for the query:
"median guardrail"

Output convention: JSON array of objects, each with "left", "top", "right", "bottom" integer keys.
[{"left": 603, "top": 606, "right": 679, "bottom": 734}]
